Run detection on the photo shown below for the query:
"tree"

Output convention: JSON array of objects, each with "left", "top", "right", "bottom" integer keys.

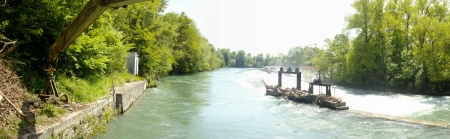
[
  {"left": 235, "top": 50, "right": 246, "bottom": 67},
  {"left": 322, "top": 0, "right": 450, "bottom": 94},
  {"left": 112, "top": 1, "right": 172, "bottom": 83},
  {"left": 410, "top": 0, "right": 450, "bottom": 91},
  {"left": 286, "top": 47, "right": 307, "bottom": 67},
  {"left": 0, "top": 0, "right": 88, "bottom": 92},
  {"left": 63, "top": 13, "right": 131, "bottom": 77},
  {"left": 345, "top": 0, "right": 386, "bottom": 86},
  {"left": 171, "top": 12, "right": 203, "bottom": 74},
  {"left": 220, "top": 48, "right": 231, "bottom": 67},
  {"left": 246, "top": 53, "right": 254, "bottom": 67},
  {"left": 255, "top": 53, "right": 264, "bottom": 68},
  {"left": 324, "top": 33, "right": 350, "bottom": 82},
  {"left": 264, "top": 53, "right": 271, "bottom": 66}
]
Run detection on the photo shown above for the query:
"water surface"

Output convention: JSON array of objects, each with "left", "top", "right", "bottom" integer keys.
[{"left": 98, "top": 68, "right": 450, "bottom": 138}]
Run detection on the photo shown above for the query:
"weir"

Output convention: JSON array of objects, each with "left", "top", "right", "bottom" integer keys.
[
  {"left": 348, "top": 110, "right": 450, "bottom": 129},
  {"left": 277, "top": 67, "right": 301, "bottom": 90},
  {"left": 267, "top": 67, "right": 450, "bottom": 129},
  {"left": 267, "top": 67, "right": 349, "bottom": 110}
]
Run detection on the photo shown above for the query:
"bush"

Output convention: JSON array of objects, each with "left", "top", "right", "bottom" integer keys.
[{"left": 55, "top": 72, "right": 141, "bottom": 102}]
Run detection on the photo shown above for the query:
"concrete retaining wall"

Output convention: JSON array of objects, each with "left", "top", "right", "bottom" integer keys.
[
  {"left": 115, "top": 81, "right": 147, "bottom": 113},
  {"left": 22, "top": 81, "right": 147, "bottom": 139}
]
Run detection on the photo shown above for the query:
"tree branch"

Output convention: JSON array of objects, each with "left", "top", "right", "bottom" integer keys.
[
  {"left": 0, "top": 0, "right": 6, "bottom": 6},
  {"left": 0, "top": 90, "right": 26, "bottom": 117},
  {"left": 0, "top": 37, "right": 16, "bottom": 58}
]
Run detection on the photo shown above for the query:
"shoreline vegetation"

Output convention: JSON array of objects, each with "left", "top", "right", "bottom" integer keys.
[
  {"left": 262, "top": 67, "right": 450, "bottom": 96},
  {"left": 310, "top": 0, "right": 450, "bottom": 95},
  {"left": 1, "top": 0, "right": 447, "bottom": 104},
  {"left": 1, "top": 0, "right": 449, "bottom": 138}
]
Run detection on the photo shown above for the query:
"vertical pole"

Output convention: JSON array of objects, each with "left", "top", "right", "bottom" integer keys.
[
  {"left": 319, "top": 86, "right": 321, "bottom": 95},
  {"left": 278, "top": 67, "right": 283, "bottom": 87},
  {"left": 296, "top": 72, "right": 301, "bottom": 90},
  {"left": 295, "top": 68, "right": 301, "bottom": 90},
  {"left": 326, "top": 85, "right": 331, "bottom": 96},
  {"left": 308, "top": 83, "right": 313, "bottom": 94},
  {"left": 333, "top": 87, "right": 335, "bottom": 97},
  {"left": 319, "top": 70, "right": 321, "bottom": 80}
]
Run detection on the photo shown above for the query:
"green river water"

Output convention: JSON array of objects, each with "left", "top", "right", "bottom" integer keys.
[{"left": 98, "top": 68, "right": 450, "bottom": 139}]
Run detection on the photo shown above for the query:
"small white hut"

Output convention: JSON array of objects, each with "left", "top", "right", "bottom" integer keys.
[{"left": 127, "top": 52, "right": 139, "bottom": 75}]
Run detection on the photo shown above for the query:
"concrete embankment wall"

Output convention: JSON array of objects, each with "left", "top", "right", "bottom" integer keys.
[
  {"left": 23, "top": 81, "right": 147, "bottom": 139},
  {"left": 115, "top": 81, "right": 147, "bottom": 113}
]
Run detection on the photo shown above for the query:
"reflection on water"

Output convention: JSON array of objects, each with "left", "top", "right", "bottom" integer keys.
[{"left": 98, "top": 68, "right": 450, "bottom": 139}]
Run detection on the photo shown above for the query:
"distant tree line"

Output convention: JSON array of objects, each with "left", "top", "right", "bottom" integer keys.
[
  {"left": 217, "top": 47, "right": 319, "bottom": 68},
  {"left": 311, "top": 0, "right": 450, "bottom": 95}
]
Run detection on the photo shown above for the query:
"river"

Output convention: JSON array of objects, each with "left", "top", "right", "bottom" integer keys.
[{"left": 98, "top": 68, "right": 450, "bottom": 139}]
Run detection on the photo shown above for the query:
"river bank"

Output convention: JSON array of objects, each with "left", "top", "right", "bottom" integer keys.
[{"left": 19, "top": 81, "right": 146, "bottom": 138}]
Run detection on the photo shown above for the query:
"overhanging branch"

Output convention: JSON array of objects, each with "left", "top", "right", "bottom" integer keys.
[{"left": 0, "top": 37, "right": 16, "bottom": 58}]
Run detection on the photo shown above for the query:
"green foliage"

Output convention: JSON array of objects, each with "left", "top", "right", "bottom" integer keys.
[
  {"left": 310, "top": 0, "right": 450, "bottom": 94},
  {"left": 59, "top": 12, "right": 131, "bottom": 78},
  {"left": 0, "top": 128, "right": 9, "bottom": 139},
  {"left": 3, "top": 0, "right": 449, "bottom": 95},
  {"left": 39, "top": 104, "right": 66, "bottom": 117},
  {"left": 279, "top": 46, "right": 319, "bottom": 67},
  {"left": 286, "top": 47, "right": 307, "bottom": 67},
  {"left": 255, "top": 54, "right": 264, "bottom": 68},
  {"left": 235, "top": 50, "right": 247, "bottom": 67},
  {"left": 113, "top": 1, "right": 174, "bottom": 80},
  {"left": 55, "top": 72, "right": 140, "bottom": 102},
  {"left": 246, "top": 53, "right": 254, "bottom": 67},
  {"left": 2, "top": 0, "right": 225, "bottom": 95},
  {"left": 345, "top": 0, "right": 386, "bottom": 86},
  {"left": 86, "top": 106, "right": 116, "bottom": 135},
  {"left": 112, "top": 2, "right": 226, "bottom": 84},
  {"left": 346, "top": 38, "right": 378, "bottom": 85},
  {"left": 86, "top": 114, "right": 107, "bottom": 135},
  {"left": 171, "top": 13, "right": 203, "bottom": 74},
  {"left": 1, "top": 0, "right": 88, "bottom": 93},
  {"left": 311, "top": 49, "right": 331, "bottom": 78},
  {"left": 215, "top": 47, "right": 319, "bottom": 68}
]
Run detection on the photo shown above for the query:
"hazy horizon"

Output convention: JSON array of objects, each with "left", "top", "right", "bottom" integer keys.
[{"left": 165, "top": 0, "right": 356, "bottom": 55}]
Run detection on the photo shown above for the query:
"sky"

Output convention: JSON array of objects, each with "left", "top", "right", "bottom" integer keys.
[{"left": 165, "top": 0, "right": 356, "bottom": 55}]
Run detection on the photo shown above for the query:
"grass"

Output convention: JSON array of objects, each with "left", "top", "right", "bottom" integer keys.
[
  {"left": 0, "top": 128, "right": 9, "bottom": 139},
  {"left": 87, "top": 106, "right": 116, "bottom": 135},
  {"left": 38, "top": 103, "right": 66, "bottom": 117},
  {"left": 55, "top": 72, "right": 142, "bottom": 102}
]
